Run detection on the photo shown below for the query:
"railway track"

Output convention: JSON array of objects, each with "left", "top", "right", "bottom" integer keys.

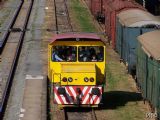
[
  {"left": 91, "top": 108, "right": 97, "bottom": 120},
  {"left": 54, "top": 0, "right": 73, "bottom": 33},
  {"left": 64, "top": 108, "right": 97, "bottom": 120},
  {"left": 0, "top": 0, "right": 34, "bottom": 119},
  {"left": 48, "top": 0, "right": 75, "bottom": 118},
  {"left": 51, "top": 1, "right": 98, "bottom": 120}
]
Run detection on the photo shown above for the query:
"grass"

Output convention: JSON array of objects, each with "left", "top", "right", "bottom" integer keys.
[
  {"left": 106, "top": 61, "right": 129, "bottom": 91},
  {"left": 70, "top": 0, "right": 98, "bottom": 32},
  {"left": 100, "top": 49, "right": 147, "bottom": 120},
  {"left": 106, "top": 63, "right": 119, "bottom": 90}
]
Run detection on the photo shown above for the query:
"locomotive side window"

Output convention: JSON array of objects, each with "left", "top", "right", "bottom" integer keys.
[
  {"left": 52, "top": 46, "right": 77, "bottom": 62},
  {"left": 78, "top": 46, "right": 104, "bottom": 62}
]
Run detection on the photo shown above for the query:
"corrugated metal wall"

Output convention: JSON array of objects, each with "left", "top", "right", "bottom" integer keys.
[
  {"left": 136, "top": 41, "right": 147, "bottom": 98},
  {"left": 115, "top": 17, "right": 158, "bottom": 74},
  {"left": 136, "top": 39, "right": 160, "bottom": 117}
]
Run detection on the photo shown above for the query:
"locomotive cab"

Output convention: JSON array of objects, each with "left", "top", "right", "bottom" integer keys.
[{"left": 48, "top": 33, "right": 106, "bottom": 107}]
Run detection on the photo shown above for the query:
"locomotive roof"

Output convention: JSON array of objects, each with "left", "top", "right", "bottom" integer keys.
[
  {"left": 118, "top": 9, "right": 160, "bottom": 27},
  {"left": 138, "top": 30, "right": 160, "bottom": 61},
  {"left": 50, "top": 33, "right": 103, "bottom": 44}
]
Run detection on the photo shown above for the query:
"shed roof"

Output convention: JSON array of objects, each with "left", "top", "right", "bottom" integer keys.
[
  {"left": 118, "top": 9, "right": 160, "bottom": 27},
  {"left": 50, "top": 33, "right": 102, "bottom": 44},
  {"left": 138, "top": 30, "right": 160, "bottom": 60}
]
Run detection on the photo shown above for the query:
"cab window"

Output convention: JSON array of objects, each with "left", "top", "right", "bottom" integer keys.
[
  {"left": 78, "top": 46, "right": 104, "bottom": 62},
  {"left": 52, "top": 46, "right": 77, "bottom": 62}
]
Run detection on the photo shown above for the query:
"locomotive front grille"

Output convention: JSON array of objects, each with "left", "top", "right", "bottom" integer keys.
[{"left": 54, "top": 86, "right": 103, "bottom": 105}]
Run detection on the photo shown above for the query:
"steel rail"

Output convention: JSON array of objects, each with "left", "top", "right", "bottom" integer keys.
[
  {"left": 91, "top": 108, "right": 97, "bottom": 120},
  {"left": 0, "top": 0, "right": 34, "bottom": 119},
  {"left": 53, "top": 0, "right": 58, "bottom": 33}
]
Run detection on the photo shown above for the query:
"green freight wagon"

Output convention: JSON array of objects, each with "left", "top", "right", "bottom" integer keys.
[
  {"left": 137, "top": 30, "right": 160, "bottom": 118},
  {"left": 116, "top": 9, "right": 160, "bottom": 74}
]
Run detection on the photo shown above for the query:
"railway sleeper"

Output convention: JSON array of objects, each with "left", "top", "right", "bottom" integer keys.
[
  {"left": 9, "top": 28, "right": 30, "bottom": 32},
  {"left": 9, "top": 28, "right": 22, "bottom": 32}
]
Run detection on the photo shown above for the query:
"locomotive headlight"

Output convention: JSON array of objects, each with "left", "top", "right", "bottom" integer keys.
[
  {"left": 62, "top": 77, "right": 67, "bottom": 82},
  {"left": 68, "top": 77, "right": 73, "bottom": 82},
  {"left": 90, "top": 77, "right": 94, "bottom": 82},
  {"left": 84, "top": 77, "right": 89, "bottom": 82}
]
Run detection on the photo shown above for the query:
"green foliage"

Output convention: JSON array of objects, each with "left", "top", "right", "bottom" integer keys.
[{"left": 106, "top": 64, "right": 117, "bottom": 90}]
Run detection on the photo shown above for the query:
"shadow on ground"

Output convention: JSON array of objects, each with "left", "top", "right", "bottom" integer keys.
[
  {"left": 98, "top": 91, "right": 143, "bottom": 110},
  {"left": 56, "top": 91, "right": 142, "bottom": 112}
]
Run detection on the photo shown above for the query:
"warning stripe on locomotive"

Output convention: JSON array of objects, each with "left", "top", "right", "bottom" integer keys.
[{"left": 53, "top": 86, "right": 102, "bottom": 105}]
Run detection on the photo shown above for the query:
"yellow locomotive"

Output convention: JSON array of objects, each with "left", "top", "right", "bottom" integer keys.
[{"left": 48, "top": 33, "right": 106, "bottom": 107}]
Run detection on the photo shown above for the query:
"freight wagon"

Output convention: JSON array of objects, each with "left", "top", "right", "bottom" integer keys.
[
  {"left": 137, "top": 31, "right": 160, "bottom": 119},
  {"left": 116, "top": 9, "right": 160, "bottom": 74},
  {"left": 89, "top": 0, "right": 105, "bottom": 23},
  {"left": 103, "top": 0, "right": 144, "bottom": 49}
]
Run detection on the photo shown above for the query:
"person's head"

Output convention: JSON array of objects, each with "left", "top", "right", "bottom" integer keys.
[
  {"left": 90, "top": 48, "right": 96, "bottom": 54},
  {"left": 67, "top": 56, "right": 72, "bottom": 61},
  {"left": 53, "top": 48, "right": 58, "bottom": 54},
  {"left": 53, "top": 46, "right": 60, "bottom": 52}
]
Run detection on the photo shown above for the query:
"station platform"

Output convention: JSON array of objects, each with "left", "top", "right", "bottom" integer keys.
[{"left": 19, "top": 75, "right": 46, "bottom": 120}]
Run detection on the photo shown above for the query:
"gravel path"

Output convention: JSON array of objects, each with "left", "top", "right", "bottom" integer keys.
[{"left": 4, "top": 0, "right": 46, "bottom": 119}]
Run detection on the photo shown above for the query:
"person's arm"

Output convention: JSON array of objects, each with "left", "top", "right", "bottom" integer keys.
[{"left": 55, "top": 54, "right": 63, "bottom": 61}]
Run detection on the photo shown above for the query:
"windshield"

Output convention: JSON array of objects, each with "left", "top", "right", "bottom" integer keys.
[
  {"left": 78, "top": 46, "right": 104, "bottom": 62},
  {"left": 52, "top": 46, "right": 77, "bottom": 62}
]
